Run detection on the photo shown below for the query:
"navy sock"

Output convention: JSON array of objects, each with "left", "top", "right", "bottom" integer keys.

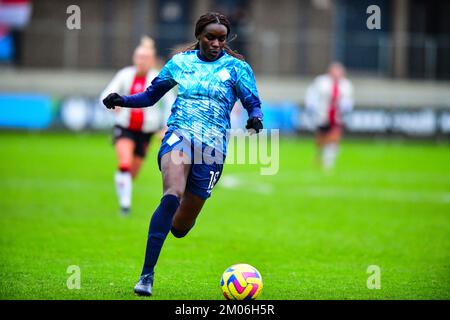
[{"left": 141, "top": 194, "right": 180, "bottom": 276}]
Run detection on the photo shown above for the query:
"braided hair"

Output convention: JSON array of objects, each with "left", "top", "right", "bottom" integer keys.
[{"left": 174, "top": 12, "right": 244, "bottom": 61}]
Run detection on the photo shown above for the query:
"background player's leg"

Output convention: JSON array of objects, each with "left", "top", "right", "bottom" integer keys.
[
  {"left": 139, "top": 151, "right": 190, "bottom": 278},
  {"left": 130, "top": 133, "right": 152, "bottom": 179},
  {"left": 130, "top": 156, "right": 144, "bottom": 178},
  {"left": 114, "top": 138, "right": 135, "bottom": 213},
  {"left": 171, "top": 191, "right": 205, "bottom": 238},
  {"left": 322, "top": 142, "right": 337, "bottom": 170},
  {"left": 315, "top": 132, "right": 326, "bottom": 168},
  {"left": 322, "top": 127, "right": 341, "bottom": 171}
]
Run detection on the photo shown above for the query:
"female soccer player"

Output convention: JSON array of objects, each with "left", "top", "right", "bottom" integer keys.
[
  {"left": 100, "top": 36, "right": 174, "bottom": 215},
  {"left": 305, "top": 62, "right": 354, "bottom": 171},
  {"left": 103, "top": 12, "right": 263, "bottom": 296}
]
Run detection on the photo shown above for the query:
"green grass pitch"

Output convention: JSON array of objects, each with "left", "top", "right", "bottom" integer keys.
[{"left": 0, "top": 131, "right": 449, "bottom": 299}]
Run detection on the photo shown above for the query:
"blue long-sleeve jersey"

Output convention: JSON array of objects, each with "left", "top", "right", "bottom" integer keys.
[{"left": 122, "top": 50, "right": 263, "bottom": 153}]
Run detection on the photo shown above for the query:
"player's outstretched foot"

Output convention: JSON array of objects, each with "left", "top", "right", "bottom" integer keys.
[
  {"left": 134, "top": 273, "right": 154, "bottom": 296},
  {"left": 120, "top": 207, "right": 131, "bottom": 216}
]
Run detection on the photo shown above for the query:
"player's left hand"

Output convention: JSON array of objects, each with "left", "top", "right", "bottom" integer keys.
[{"left": 245, "top": 117, "right": 263, "bottom": 134}]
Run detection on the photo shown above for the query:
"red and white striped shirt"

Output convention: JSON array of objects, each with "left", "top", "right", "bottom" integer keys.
[{"left": 305, "top": 74, "right": 354, "bottom": 127}]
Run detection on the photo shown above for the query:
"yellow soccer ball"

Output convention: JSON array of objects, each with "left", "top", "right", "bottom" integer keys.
[{"left": 220, "top": 263, "right": 263, "bottom": 300}]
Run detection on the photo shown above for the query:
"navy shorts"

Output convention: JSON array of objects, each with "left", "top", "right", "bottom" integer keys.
[{"left": 157, "top": 129, "right": 224, "bottom": 200}]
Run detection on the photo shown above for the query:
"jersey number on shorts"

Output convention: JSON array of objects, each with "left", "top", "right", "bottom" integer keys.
[{"left": 207, "top": 171, "right": 220, "bottom": 193}]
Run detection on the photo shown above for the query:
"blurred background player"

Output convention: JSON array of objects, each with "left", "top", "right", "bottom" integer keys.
[
  {"left": 100, "top": 36, "right": 175, "bottom": 215},
  {"left": 305, "top": 62, "right": 354, "bottom": 171}
]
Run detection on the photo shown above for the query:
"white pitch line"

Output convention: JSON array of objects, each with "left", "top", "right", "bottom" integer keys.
[
  {"left": 219, "top": 175, "right": 274, "bottom": 195},
  {"left": 218, "top": 175, "right": 450, "bottom": 204}
]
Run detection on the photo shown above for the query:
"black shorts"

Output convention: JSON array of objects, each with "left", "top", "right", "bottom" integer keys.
[
  {"left": 317, "top": 124, "right": 341, "bottom": 133},
  {"left": 112, "top": 125, "right": 154, "bottom": 158}
]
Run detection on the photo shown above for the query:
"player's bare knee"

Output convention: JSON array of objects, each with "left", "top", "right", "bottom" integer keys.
[{"left": 163, "top": 188, "right": 184, "bottom": 199}]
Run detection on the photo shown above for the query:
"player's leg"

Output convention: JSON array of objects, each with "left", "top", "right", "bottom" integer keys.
[
  {"left": 130, "top": 132, "right": 152, "bottom": 178},
  {"left": 315, "top": 129, "right": 326, "bottom": 168},
  {"left": 114, "top": 136, "right": 135, "bottom": 214},
  {"left": 171, "top": 191, "right": 206, "bottom": 238},
  {"left": 130, "top": 156, "right": 144, "bottom": 178},
  {"left": 135, "top": 150, "right": 190, "bottom": 296},
  {"left": 322, "top": 127, "right": 341, "bottom": 170},
  {"left": 170, "top": 160, "right": 223, "bottom": 238}
]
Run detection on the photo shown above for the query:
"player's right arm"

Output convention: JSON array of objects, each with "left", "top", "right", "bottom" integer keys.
[{"left": 103, "top": 60, "right": 177, "bottom": 110}]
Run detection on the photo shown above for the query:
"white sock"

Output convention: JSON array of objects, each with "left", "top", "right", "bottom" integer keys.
[
  {"left": 114, "top": 171, "right": 132, "bottom": 208},
  {"left": 322, "top": 143, "right": 338, "bottom": 170}
]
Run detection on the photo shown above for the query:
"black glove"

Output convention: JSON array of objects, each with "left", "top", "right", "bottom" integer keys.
[
  {"left": 102, "top": 93, "right": 124, "bottom": 109},
  {"left": 245, "top": 117, "right": 263, "bottom": 133}
]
